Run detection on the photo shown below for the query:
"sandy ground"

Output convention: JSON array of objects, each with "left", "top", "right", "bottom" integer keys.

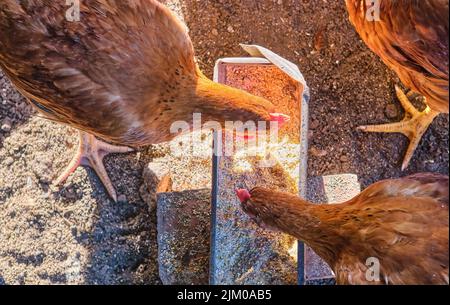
[{"left": 0, "top": 0, "right": 448, "bottom": 285}]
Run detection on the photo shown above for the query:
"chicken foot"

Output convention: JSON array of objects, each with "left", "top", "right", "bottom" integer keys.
[
  {"left": 358, "top": 85, "right": 440, "bottom": 170},
  {"left": 54, "top": 131, "right": 134, "bottom": 202}
]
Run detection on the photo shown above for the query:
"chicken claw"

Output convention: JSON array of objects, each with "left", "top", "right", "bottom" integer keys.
[
  {"left": 358, "top": 85, "right": 440, "bottom": 170},
  {"left": 54, "top": 131, "right": 134, "bottom": 202}
]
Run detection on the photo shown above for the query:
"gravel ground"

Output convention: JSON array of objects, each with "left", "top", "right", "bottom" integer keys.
[
  {"left": 0, "top": 74, "right": 161, "bottom": 284},
  {"left": 0, "top": 0, "right": 448, "bottom": 285}
]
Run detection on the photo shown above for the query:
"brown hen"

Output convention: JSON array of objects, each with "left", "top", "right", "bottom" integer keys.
[
  {"left": 345, "top": 0, "right": 449, "bottom": 169},
  {"left": 237, "top": 173, "right": 449, "bottom": 285},
  {"left": 0, "top": 0, "right": 288, "bottom": 201}
]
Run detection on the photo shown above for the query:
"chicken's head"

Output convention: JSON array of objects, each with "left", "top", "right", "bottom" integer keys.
[{"left": 236, "top": 188, "right": 282, "bottom": 232}]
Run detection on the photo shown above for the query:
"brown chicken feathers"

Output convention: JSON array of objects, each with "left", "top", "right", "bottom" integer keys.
[
  {"left": 0, "top": 0, "right": 279, "bottom": 146},
  {"left": 346, "top": 0, "right": 449, "bottom": 112},
  {"left": 346, "top": 0, "right": 449, "bottom": 169},
  {"left": 240, "top": 173, "right": 449, "bottom": 285},
  {"left": 0, "top": 0, "right": 288, "bottom": 201}
]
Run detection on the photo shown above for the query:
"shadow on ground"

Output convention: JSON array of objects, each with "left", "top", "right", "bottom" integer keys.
[
  {"left": 63, "top": 150, "right": 160, "bottom": 285},
  {"left": 0, "top": 114, "right": 162, "bottom": 284},
  {"left": 0, "top": 74, "right": 34, "bottom": 148}
]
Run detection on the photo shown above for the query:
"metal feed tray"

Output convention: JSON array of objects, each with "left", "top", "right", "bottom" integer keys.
[{"left": 209, "top": 45, "right": 310, "bottom": 285}]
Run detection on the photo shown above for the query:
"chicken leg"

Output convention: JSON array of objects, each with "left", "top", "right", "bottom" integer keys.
[
  {"left": 54, "top": 131, "right": 134, "bottom": 202},
  {"left": 358, "top": 85, "right": 440, "bottom": 170}
]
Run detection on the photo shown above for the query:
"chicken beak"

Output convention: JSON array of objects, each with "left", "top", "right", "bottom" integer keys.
[
  {"left": 236, "top": 189, "right": 251, "bottom": 203},
  {"left": 270, "top": 113, "right": 291, "bottom": 126}
]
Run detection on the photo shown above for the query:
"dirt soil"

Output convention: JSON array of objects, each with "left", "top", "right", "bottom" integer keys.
[{"left": 0, "top": 0, "right": 448, "bottom": 285}]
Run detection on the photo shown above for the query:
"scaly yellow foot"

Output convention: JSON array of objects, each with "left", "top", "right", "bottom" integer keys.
[
  {"left": 358, "top": 85, "right": 440, "bottom": 170},
  {"left": 54, "top": 131, "right": 134, "bottom": 202}
]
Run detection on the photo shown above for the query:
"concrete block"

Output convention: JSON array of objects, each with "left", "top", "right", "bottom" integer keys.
[{"left": 157, "top": 189, "right": 211, "bottom": 285}]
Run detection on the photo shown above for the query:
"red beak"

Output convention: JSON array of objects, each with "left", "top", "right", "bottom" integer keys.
[
  {"left": 270, "top": 113, "right": 291, "bottom": 126},
  {"left": 236, "top": 189, "right": 251, "bottom": 203}
]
